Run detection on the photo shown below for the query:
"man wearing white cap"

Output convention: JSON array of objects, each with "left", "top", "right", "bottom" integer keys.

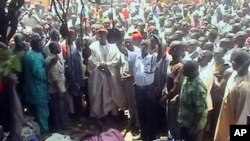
[{"left": 88, "top": 28, "right": 125, "bottom": 118}]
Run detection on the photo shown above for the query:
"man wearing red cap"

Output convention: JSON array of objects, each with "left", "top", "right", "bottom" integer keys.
[
  {"left": 120, "top": 35, "right": 141, "bottom": 137},
  {"left": 130, "top": 31, "right": 143, "bottom": 47},
  {"left": 88, "top": 28, "right": 125, "bottom": 118},
  {"left": 117, "top": 35, "right": 163, "bottom": 141},
  {"left": 60, "top": 29, "right": 77, "bottom": 61}
]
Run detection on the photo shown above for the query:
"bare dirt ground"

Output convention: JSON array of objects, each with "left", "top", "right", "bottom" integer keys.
[{"left": 41, "top": 113, "right": 140, "bottom": 141}]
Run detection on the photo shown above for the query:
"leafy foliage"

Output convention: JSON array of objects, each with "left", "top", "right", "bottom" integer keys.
[{"left": 0, "top": 48, "right": 24, "bottom": 77}]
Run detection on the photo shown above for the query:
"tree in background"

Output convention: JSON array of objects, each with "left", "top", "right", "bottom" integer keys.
[
  {"left": 0, "top": 0, "right": 25, "bottom": 44},
  {"left": 51, "top": 0, "right": 91, "bottom": 72}
]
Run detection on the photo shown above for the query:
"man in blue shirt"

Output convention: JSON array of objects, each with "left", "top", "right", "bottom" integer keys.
[{"left": 117, "top": 34, "right": 163, "bottom": 141}]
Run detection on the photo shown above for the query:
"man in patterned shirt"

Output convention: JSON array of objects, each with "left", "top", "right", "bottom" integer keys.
[{"left": 178, "top": 60, "right": 208, "bottom": 141}]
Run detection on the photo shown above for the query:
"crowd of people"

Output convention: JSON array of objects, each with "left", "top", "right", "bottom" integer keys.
[{"left": 1, "top": 0, "right": 250, "bottom": 141}]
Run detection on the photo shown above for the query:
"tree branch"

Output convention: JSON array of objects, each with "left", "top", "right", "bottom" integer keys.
[
  {"left": 52, "top": 0, "right": 64, "bottom": 25},
  {"left": 65, "top": 0, "right": 70, "bottom": 19},
  {"left": 80, "top": 0, "right": 84, "bottom": 38},
  {"left": 0, "top": 0, "right": 24, "bottom": 44},
  {"left": 56, "top": 0, "right": 66, "bottom": 16}
]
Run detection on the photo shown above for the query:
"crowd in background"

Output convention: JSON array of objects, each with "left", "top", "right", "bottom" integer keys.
[{"left": 1, "top": 0, "right": 250, "bottom": 141}]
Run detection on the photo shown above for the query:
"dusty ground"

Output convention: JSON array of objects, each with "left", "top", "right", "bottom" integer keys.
[{"left": 41, "top": 113, "right": 141, "bottom": 141}]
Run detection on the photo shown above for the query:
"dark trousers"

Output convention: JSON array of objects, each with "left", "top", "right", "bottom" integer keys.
[
  {"left": 50, "top": 93, "right": 69, "bottom": 130},
  {"left": 203, "top": 110, "right": 213, "bottom": 140},
  {"left": 69, "top": 79, "right": 89, "bottom": 117},
  {"left": 0, "top": 91, "right": 11, "bottom": 132},
  {"left": 211, "top": 100, "right": 222, "bottom": 138},
  {"left": 0, "top": 86, "right": 22, "bottom": 140},
  {"left": 72, "top": 93, "right": 84, "bottom": 116},
  {"left": 71, "top": 85, "right": 89, "bottom": 117},
  {"left": 181, "top": 126, "right": 204, "bottom": 141},
  {"left": 168, "top": 100, "right": 181, "bottom": 140},
  {"left": 156, "top": 95, "right": 167, "bottom": 134},
  {"left": 134, "top": 85, "right": 158, "bottom": 141},
  {"left": 121, "top": 77, "right": 140, "bottom": 129}
]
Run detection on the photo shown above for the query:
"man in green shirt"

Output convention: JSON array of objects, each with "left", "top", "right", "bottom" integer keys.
[{"left": 178, "top": 60, "right": 208, "bottom": 141}]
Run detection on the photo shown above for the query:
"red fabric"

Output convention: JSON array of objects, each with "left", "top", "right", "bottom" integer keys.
[
  {"left": 0, "top": 79, "right": 3, "bottom": 94},
  {"left": 68, "top": 29, "right": 77, "bottom": 37},
  {"left": 61, "top": 42, "right": 69, "bottom": 60},
  {"left": 61, "top": 29, "right": 76, "bottom": 59},
  {"left": 122, "top": 8, "right": 130, "bottom": 20},
  {"left": 130, "top": 31, "right": 143, "bottom": 41},
  {"left": 97, "top": 28, "right": 108, "bottom": 34}
]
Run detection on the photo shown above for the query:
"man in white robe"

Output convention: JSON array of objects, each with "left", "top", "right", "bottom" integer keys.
[
  {"left": 22, "top": 10, "right": 41, "bottom": 29},
  {"left": 88, "top": 28, "right": 125, "bottom": 118}
]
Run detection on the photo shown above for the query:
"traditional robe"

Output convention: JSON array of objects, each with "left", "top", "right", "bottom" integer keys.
[
  {"left": 214, "top": 82, "right": 250, "bottom": 141},
  {"left": 23, "top": 50, "right": 49, "bottom": 132},
  {"left": 22, "top": 15, "right": 40, "bottom": 28},
  {"left": 215, "top": 70, "right": 250, "bottom": 141},
  {"left": 88, "top": 41, "right": 125, "bottom": 118},
  {"left": 24, "top": 50, "right": 49, "bottom": 104},
  {"left": 224, "top": 71, "right": 250, "bottom": 99}
]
